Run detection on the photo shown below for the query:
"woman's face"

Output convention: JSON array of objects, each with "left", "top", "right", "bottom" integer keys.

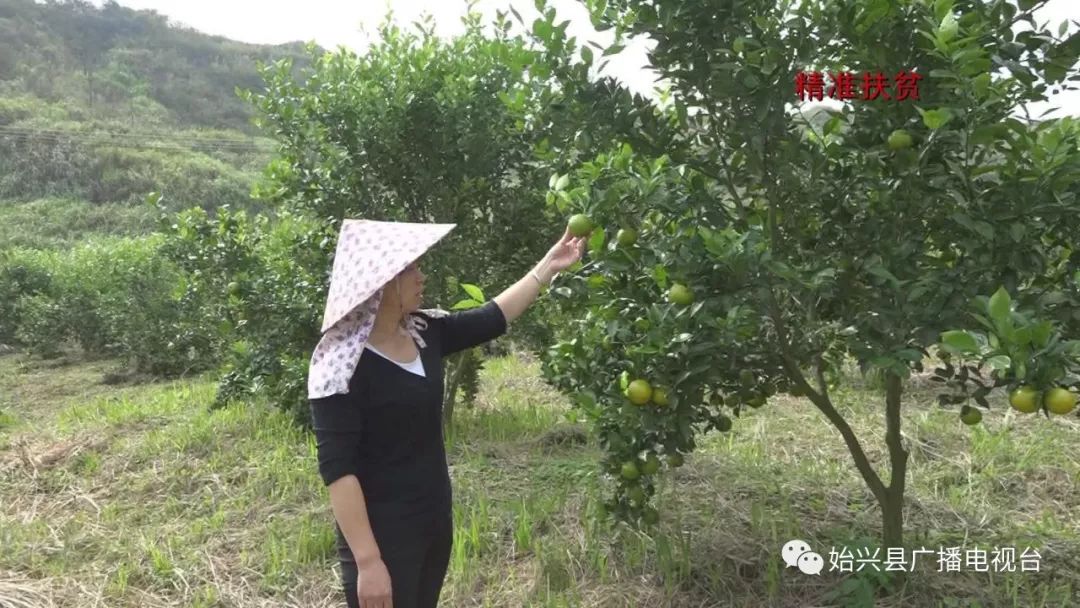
[{"left": 393, "top": 261, "right": 426, "bottom": 313}]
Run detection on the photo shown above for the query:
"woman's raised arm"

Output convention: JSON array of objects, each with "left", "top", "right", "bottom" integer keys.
[{"left": 493, "top": 228, "right": 586, "bottom": 324}]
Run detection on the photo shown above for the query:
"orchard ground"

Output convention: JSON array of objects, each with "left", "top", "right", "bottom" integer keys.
[{"left": 1, "top": 349, "right": 1078, "bottom": 607}]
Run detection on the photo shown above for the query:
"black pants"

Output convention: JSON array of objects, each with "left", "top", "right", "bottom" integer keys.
[{"left": 341, "top": 515, "right": 453, "bottom": 608}]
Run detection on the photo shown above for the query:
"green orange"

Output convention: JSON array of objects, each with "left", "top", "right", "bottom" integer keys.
[
  {"left": 1009, "top": 386, "right": 1040, "bottom": 414},
  {"left": 960, "top": 405, "right": 983, "bottom": 426},
  {"left": 568, "top": 214, "right": 593, "bottom": 238},
  {"left": 888, "top": 129, "right": 913, "bottom": 150},
  {"left": 668, "top": 283, "right": 694, "bottom": 306},
  {"left": 642, "top": 453, "right": 661, "bottom": 475},
  {"left": 627, "top": 379, "right": 653, "bottom": 406},
  {"left": 1044, "top": 387, "right": 1077, "bottom": 415}
]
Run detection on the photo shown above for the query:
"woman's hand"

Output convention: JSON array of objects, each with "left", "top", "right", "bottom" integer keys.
[
  {"left": 492, "top": 227, "right": 587, "bottom": 324},
  {"left": 539, "top": 227, "right": 587, "bottom": 280},
  {"left": 356, "top": 557, "right": 393, "bottom": 608}
]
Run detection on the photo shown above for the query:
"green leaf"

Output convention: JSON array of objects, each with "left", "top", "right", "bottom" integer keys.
[
  {"left": 1010, "top": 223, "right": 1026, "bottom": 242},
  {"left": 452, "top": 298, "right": 481, "bottom": 310},
  {"left": 938, "top": 13, "right": 959, "bottom": 44},
  {"left": 950, "top": 212, "right": 978, "bottom": 234},
  {"left": 867, "top": 264, "right": 901, "bottom": 289},
  {"left": 767, "top": 260, "right": 798, "bottom": 280},
  {"left": 1013, "top": 326, "right": 1033, "bottom": 346},
  {"left": 652, "top": 265, "right": 668, "bottom": 288},
  {"left": 574, "top": 391, "right": 596, "bottom": 411},
  {"left": 971, "top": 124, "right": 1008, "bottom": 146},
  {"left": 532, "top": 18, "right": 552, "bottom": 41},
  {"left": 823, "top": 115, "right": 843, "bottom": 137},
  {"left": 987, "top": 286, "right": 1011, "bottom": 326},
  {"left": 555, "top": 174, "right": 570, "bottom": 191},
  {"left": 588, "top": 227, "right": 606, "bottom": 254},
  {"left": 895, "top": 349, "right": 924, "bottom": 362},
  {"left": 1043, "top": 61, "right": 1067, "bottom": 83},
  {"left": 986, "top": 355, "right": 1011, "bottom": 371},
  {"left": 934, "top": 0, "right": 955, "bottom": 22},
  {"left": 462, "top": 283, "right": 485, "bottom": 302},
  {"left": 941, "top": 330, "right": 979, "bottom": 354},
  {"left": 602, "top": 43, "right": 625, "bottom": 57},
  {"left": 871, "top": 355, "right": 898, "bottom": 369},
  {"left": 857, "top": 0, "right": 891, "bottom": 32},
  {"left": 1041, "top": 291, "right": 1070, "bottom": 306},
  {"left": 1032, "top": 321, "right": 1053, "bottom": 348},
  {"left": 974, "top": 221, "right": 994, "bottom": 240},
  {"left": 1015, "top": 359, "right": 1027, "bottom": 380},
  {"left": 919, "top": 107, "right": 952, "bottom": 130}
]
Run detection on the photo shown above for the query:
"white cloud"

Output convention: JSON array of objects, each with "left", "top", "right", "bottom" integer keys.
[{"left": 93, "top": 0, "right": 1078, "bottom": 115}]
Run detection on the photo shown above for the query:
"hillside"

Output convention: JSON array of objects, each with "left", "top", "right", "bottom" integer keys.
[
  {"left": 0, "top": 0, "right": 316, "bottom": 230},
  {"left": 0, "top": 0, "right": 312, "bottom": 133}
]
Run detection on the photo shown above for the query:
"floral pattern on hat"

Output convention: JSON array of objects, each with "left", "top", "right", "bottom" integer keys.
[{"left": 308, "top": 220, "right": 456, "bottom": 399}]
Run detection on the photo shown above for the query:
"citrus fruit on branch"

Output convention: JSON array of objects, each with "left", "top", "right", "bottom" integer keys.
[
  {"left": 1009, "top": 386, "right": 1040, "bottom": 414},
  {"left": 568, "top": 214, "right": 593, "bottom": 238},
  {"left": 627, "top": 379, "right": 653, "bottom": 406}
]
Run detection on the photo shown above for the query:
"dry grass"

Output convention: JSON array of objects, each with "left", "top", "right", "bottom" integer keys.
[{"left": 1, "top": 350, "right": 1078, "bottom": 607}]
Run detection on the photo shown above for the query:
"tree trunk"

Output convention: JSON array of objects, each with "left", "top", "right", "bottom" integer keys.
[
  {"left": 770, "top": 290, "right": 911, "bottom": 560},
  {"left": 442, "top": 350, "right": 465, "bottom": 435},
  {"left": 881, "top": 489, "right": 904, "bottom": 549},
  {"left": 802, "top": 368, "right": 910, "bottom": 554},
  {"left": 881, "top": 372, "right": 909, "bottom": 550}
]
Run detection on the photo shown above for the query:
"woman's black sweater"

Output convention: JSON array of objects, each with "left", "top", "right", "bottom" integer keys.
[{"left": 309, "top": 301, "right": 507, "bottom": 560}]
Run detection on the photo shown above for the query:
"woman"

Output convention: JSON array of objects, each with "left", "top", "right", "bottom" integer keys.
[{"left": 307, "top": 219, "right": 585, "bottom": 608}]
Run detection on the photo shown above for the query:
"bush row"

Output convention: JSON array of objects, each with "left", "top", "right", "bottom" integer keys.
[{"left": 0, "top": 235, "right": 213, "bottom": 374}]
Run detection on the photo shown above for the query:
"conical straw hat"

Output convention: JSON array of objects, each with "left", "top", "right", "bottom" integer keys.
[{"left": 308, "top": 219, "right": 455, "bottom": 399}]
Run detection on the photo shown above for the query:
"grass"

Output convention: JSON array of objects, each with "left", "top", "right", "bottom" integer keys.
[
  {"left": 1, "top": 350, "right": 1079, "bottom": 607},
  {"left": 0, "top": 198, "right": 157, "bottom": 249}
]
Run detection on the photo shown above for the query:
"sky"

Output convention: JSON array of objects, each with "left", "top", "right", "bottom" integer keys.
[{"left": 91, "top": 0, "right": 1079, "bottom": 118}]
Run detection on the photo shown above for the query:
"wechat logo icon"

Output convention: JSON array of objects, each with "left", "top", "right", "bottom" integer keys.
[{"left": 782, "top": 539, "right": 824, "bottom": 575}]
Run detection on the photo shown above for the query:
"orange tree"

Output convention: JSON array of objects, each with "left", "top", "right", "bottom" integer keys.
[
  {"left": 162, "top": 12, "right": 565, "bottom": 420},
  {"left": 534, "top": 0, "right": 1080, "bottom": 549}
]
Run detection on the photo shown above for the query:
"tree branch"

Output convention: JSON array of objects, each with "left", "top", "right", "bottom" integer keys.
[
  {"left": 884, "top": 372, "right": 909, "bottom": 493},
  {"left": 767, "top": 286, "right": 888, "bottom": 503},
  {"left": 814, "top": 354, "right": 830, "bottom": 399},
  {"left": 711, "top": 127, "right": 749, "bottom": 218}
]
